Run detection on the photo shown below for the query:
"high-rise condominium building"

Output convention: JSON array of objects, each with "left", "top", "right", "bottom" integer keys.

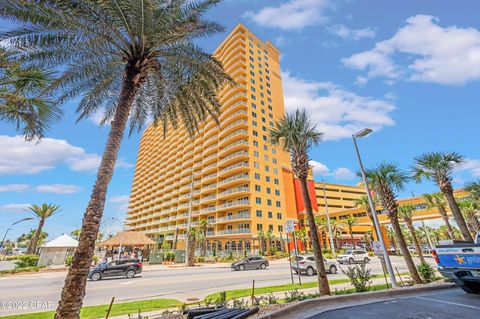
[{"left": 125, "top": 23, "right": 295, "bottom": 254}]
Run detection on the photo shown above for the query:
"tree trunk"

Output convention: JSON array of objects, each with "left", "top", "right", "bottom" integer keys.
[
  {"left": 349, "top": 226, "right": 354, "bottom": 243},
  {"left": 300, "top": 178, "right": 330, "bottom": 295},
  {"left": 438, "top": 206, "right": 455, "bottom": 240},
  {"left": 442, "top": 189, "right": 473, "bottom": 241},
  {"left": 406, "top": 221, "right": 426, "bottom": 264},
  {"left": 390, "top": 216, "right": 422, "bottom": 284},
  {"left": 27, "top": 218, "right": 45, "bottom": 254},
  {"left": 187, "top": 235, "right": 196, "bottom": 266},
  {"left": 55, "top": 68, "right": 139, "bottom": 319}
]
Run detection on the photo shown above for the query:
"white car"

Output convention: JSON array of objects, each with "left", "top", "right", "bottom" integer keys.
[
  {"left": 291, "top": 254, "right": 338, "bottom": 276},
  {"left": 336, "top": 250, "right": 370, "bottom": 264}
]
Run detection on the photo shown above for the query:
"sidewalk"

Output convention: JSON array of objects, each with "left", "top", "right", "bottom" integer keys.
[{"left": 109, "top": 274, "right": 412, "bottom": 319}]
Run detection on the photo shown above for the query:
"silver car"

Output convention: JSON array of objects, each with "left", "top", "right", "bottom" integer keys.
[
  {"left": 291, "top": 254, "right": 338, "bottom": 276},
  {"left": 336, "top": 249, "right": 370, "bottom": 264},
  {"left": 231, "top": 256, "right": 269, "bottom": 271}
]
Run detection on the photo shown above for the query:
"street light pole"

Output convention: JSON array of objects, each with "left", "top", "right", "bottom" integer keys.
[
  {"left": 322, "top": 182, "right": 336, "bottom": 258},
  {"left": 0, "top": 217, "right": 34, "bottom": 256},
  {"left": 352, "top": 129, "right": 397, "bottom": 288}
]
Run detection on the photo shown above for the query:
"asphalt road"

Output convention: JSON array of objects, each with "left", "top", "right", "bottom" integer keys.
[
  {"left": 0, "top": 256, "right": 434, "bottom": 316},
  {"left": 309, "top": 288, "right": 480, "bottom": 319}
]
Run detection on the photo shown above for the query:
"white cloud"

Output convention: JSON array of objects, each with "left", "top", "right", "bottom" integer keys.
[
  {"left": 35, "top": 184, "right": 82, "bottom": 194},
  {"left": 329, "top": 24, "right": 376, "bottom": 41},
  {"left": 244, "top": 0, "right": 330, "bottom": 30},
  {"left": 333, "top": 167, "right": 356, "bottom": 180},
  {"left": 109, "top": 195, "right": 130, "bottom": 204},
  {"left": 0, "top": 135, "right": 133, "bottom": 175},
  {"left": 0, "top": 184, "right": 29, "bottom": 193},
  {"left": 282, "top": 71, "right": 396, "bottom": 140},
  {"left": 309, "top": 161, "right": 356, "bottom": 181},
  {"left": 457, "top": 158, "right": 480, "bottom": 177},
  {"left": 309, "top": 160, "right": 330, "bottom": 175},
  {"left": 343, "top": 15, "right": 480, "bottom": 85},
  {"left": 0, "top": 203, "right": 31, "bottom": 213}
]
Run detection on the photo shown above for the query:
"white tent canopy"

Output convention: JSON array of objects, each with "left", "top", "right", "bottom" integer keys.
[{"left": 42, "top": 234, "right": 79, "bottom": 248}]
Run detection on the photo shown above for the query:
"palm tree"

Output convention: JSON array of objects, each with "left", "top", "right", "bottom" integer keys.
[
  {"left": 186, "top": 227, "right": 200, "bottom": 266},
  {"left": 353, "top": 194, "right": 380, "bottom": 225},
  {"left": 345, "top": 215, "right": 357, "bottom": 244},
  {"left": 465, "top": 180, "right": 480, "bottom": 202},
  {"left": 1, "top": 2, "right": 230, "bottom": 317},
  {"left": 70, "top": 229, "right": 81, "bottom": 241},
  {"left": 0, "top": 47, "right": 60, "bottom": 140},
  {"left": 199, "top": 218, "right": 208, "bottom": 257},
  {"left": 458, "top": 200, "right": 480, "bottom": 238},
  {"left": 270, "top": 108, "right": 330, "bottom": 295},
  {"left": 386, "top": 226, "right": 398, "bottom": 254},
  {"left": 294, "top": 229, "right": 308, "bottom": 253},
  {"left": 257, "top": 231, "right": 265, "bottom": 256},
  {"left": 412, "top": 152, "right": 472, "bottom": 241},
  {"left": 398, "top": 205, "right": 426, "bottom": 264},
  {"left": 329, "top": 219, "right": 344, "bottom": 250},
  {"left": 365, "top": 162, "right": 422, "bottom": 284},
  {"left": 423, "top": 193, "right": 455, "bottom": 240},
  {"left": 26, "top": 204, "right": 60, "bottom": 254}
]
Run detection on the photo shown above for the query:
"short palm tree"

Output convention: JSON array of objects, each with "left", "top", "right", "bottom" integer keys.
[
  {"left": 294, "top": 228, "right": 308, "bottom": 253},
  {"left": 386, "top": 226, "right": 398, "bottom": 254},
  {"left": 26, "top": 204, "right": 60, "bottom": 254},
  {"left": 353, "top": 194, "right": 380, "bottom": 226},
  {"left": 365, "top": 162, "right": 422, "bottom": 284},
  {"left": 345, "top": 215, "right": 358, "bottom": 243},
  {"left": 412, "top": 152, "right": 472, "bottom": 241},
  {"left": 458, "top": 200, "right": 480, "bottom": 239},
  {"left": 465, "top": 180, "right": 480, "bottom": 202},
  {"left": 186, "top": 227, "right": 200, "bottom": 267},
  {"left": 270, "top": 108, "right": 330, "bottom": 295},
  {"left": 1, "top": 2, "right": 230, "bottom": 317},
  {"left": 398, "top": 204, "right": 426, "bottom": 264},
  {"left": 199, "top": 218, "right": 208, "bottom": 257},
  {"left": 257, "top": 231, "right": 265, "bottom": 256},
  {"left": 423, "top": 193, "right": 455, "bottom": 240},
  {"left": 329, "top": 218, "right": 344, "bottom": 250},
  {"left": 0, "top": 48, "right": 60, "bottom": 140}
]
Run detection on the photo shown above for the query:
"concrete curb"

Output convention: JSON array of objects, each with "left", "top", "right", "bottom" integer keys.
[{"left": 258, "top": 283, "right": 456, "bottom": 319}]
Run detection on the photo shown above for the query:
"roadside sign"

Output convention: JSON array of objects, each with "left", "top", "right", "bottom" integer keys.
[
  {"left": 285, "top": 220, "right": 295, "bottom": 233},
  {"left": 372, "top": 241, "right": 385, "bottom": 256}
]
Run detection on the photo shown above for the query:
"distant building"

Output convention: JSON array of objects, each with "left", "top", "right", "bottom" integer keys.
[{"left": 38, "top": 234, "right": 78, "bottom": 266}]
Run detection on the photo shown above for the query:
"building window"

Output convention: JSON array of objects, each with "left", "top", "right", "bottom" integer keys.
[
  {"left": 274, "top": 178, "right": 279, "bottom": 185},
  {"left": 254, "top": 172, "right": 260, "bottom": 180},
  {"left": 265, "top": 165, "right": 270, "bottom": 172},
  {"left": 272, "top": 148, "right": 277, "bottom": 154},
  {"left": 253, "top": 130, "right": 258, "bottom": 136},
  {"left": 254, "top": 162, "right": 260, "bottom": 169},
  {"left": 266, "top": 176, "right": 271, "bottom": 182},
  {"left": 256, "top": 197, "right": 262, "bottom": 204},
  {"left": 267, "top": 199, "right": 272, "bottom": 206},
  {"left": 278, "top": 225, "right": 284, "bottom": 232},
  {"left": 252, "top": 120, "right": 257, "bottom": 126},
  {"left": 277, "top": 213, "right": 282, "bottom": 219},
  {"left": 251, "top": 94, "right": 256, "bottom": 100},
  {"left": 254, "top": 151, "right": 259, "bottom": 157},
  {"left": 268, "top": 211, "right": 273, "bottom": 218},
  {"left": 272, "top": 158, "right": 277, "bottom": 164},
  {"left": 275, "top": 189, "right": 280, "bottom": 196},
  {"left": 256, "top": 210, "right": 262, "bottom": 217},
  {"left": 269, "top": 225, "right": 274, "bottom": 231},
  {"left": 253, "top": 140, "right": 258, "bottom": 147},
  {"left": 266, "top": 187, "right": 271, "bottom": 194},
  {"left": 252, "top": 111, "right": 257, "bottom": 118},
  {"left": 255, "top": 185, "right": 261, "bottom": 191},
  {"left": 264, "top": 155, "right": 269, "bottom": 161},
  {"left": 251, "top": 103, "right": 257, "bottom": 109},
  {"left": 257, "top": 224, "right": 263, "bottom": 231},
  {"left": 276, "top": 201, "right": 281, "bottom": 208},
  {"left": 273, "top": 168, "right": 278, "bottom": 175}
]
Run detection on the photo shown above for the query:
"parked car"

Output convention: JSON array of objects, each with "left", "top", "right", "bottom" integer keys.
[
  {"left": 88, "top": 258, "right": 142, "bottom": 281},
  {"left": 292, "top": 254, "right": 337, "bottom": 276},
  {"left": 408, "top": 245, "right": 417, "bottom": 254},
  {"left": 231, "top": 256, "right": 269, "bottom": 271},
  {"left": 336, "top": 250, "right": 370, "bottom": 264},
  {"left": 422, "top": 245, "right": 432, "bottom": 254}
]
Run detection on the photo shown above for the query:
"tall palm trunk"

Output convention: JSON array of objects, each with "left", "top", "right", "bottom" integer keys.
[
  {"left": 27, "top": 218, "right": 45, "bottom": 254},
  {"left": 349, "top": 225, "right": 354, "bottom": 243},
  {"left": 202, "top": 226, "right": 207, "bottom": 257},
  {"left": 187, "top": 235, "right": 195, "bottom": 266},
  {"left": 405, "top": 220, "right": 426, "bottom": 264},
  {"left": 300, "top": 178, "right": 330, "bottom": 295},
  {"left": 438, "top": 206, "right": 455, "bottom": 240},
  {"left": 441, "top": 186, "right": 473, "bottom": 241},
  {"left": 55, "top": 67, "right": 140, "bottom": 319},
  {"left": 390, "top": 215, "right": 422, "bottom": 284}
]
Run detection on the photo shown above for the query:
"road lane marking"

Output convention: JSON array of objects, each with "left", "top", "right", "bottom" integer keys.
[{"left": 416, "top": 296, "right": 480, "bottom": 310}]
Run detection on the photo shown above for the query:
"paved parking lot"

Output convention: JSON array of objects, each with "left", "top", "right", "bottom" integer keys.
[{"left": 309, "top": 288, "right": 480, "bottom": 319}]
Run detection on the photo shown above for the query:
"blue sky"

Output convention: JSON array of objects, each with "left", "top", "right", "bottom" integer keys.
[{"left": 1, "top": 0, "right": 480, "bottom": 241}]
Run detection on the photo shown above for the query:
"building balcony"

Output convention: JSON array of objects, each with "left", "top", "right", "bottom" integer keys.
[
  {"left": 217, "top": 212, "right": 250, "bottom": 223},
  {"left": 219, "top": 150, "right": 249, "bottom": 167},
  {"left": 219, "top": 139, "right": 248, "bottom": 156},
  {"left": 218, "top": 199, "right": 250, "bottom": 212},
  {"left": 219, "top": 161, "right": 249, "bottom": 177},
  {"left": 218, "top": 185, "right": 250, "bottom": 200},
  {"left": 219, "top": 172, "right": 249, "bottom": 188},
  {"left": 216, "top": 228, "right": 251, "bottom": 236}
]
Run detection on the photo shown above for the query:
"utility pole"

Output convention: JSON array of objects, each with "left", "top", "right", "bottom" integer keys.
[{"left": 322, "top": 182, "right": 336, "bottom": 258}]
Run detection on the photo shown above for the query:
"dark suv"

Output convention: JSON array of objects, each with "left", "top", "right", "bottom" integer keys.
[{"left": 88, "top": 258, "right": 142, "bottom": 281}]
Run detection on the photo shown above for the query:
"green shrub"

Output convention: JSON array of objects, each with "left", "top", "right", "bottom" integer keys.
[
  {"left": 195, "top": 256, "right": 205, "bottom": 263},
  {"left": 93, "top": 255, "right": 99, "bottom": 264},
  {"left": 14, "top": 254, "right": 39, "bottom": 268},
  {"left": 342, "top": 263, "right": 372, "bottom": 293},
  {"left": 0, "top": 266, "right": 45, "bottom": 275},
  {"left": 65, "top": 255, "right": 73, "bottom": 266},
  {"left": 417, "top": 262, "right": 435, "bottom": 283},
  {"left": 368, "top": 252, "right": 375, "bottom": 257}
]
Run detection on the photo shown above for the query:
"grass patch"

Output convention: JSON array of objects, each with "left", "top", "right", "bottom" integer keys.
[
  {"left": 0, "top": 298, "right": 181, "bottom": 319},
  {"left": 205, "top": 273, "right": 409, "bottom": 301},
  {"left": 0, "top": 266, "right": 46, "bottom": 276}
]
